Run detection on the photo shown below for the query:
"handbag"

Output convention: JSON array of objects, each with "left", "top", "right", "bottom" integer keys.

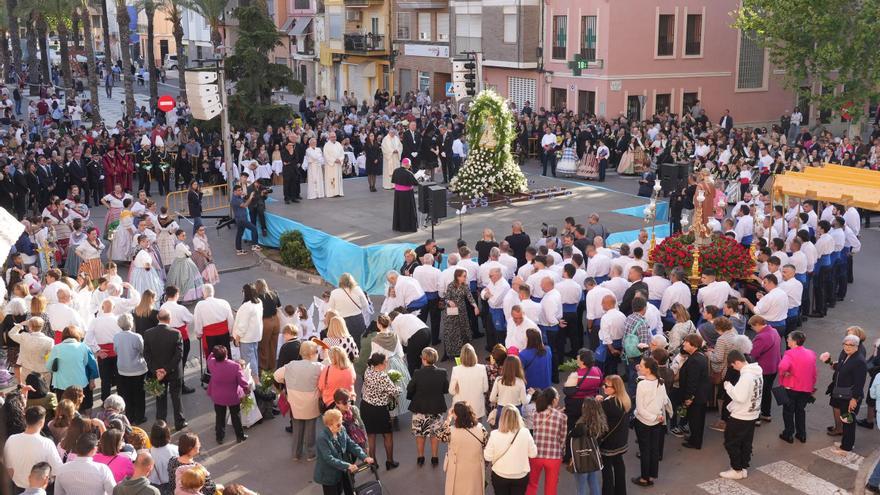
[
  {"left": 772, "top": 386, "right": 791, "bottom": 406},
  {"left": 563, "top": 370, "right": 590, "bottom": 398},
  {"left": 831, "top": 361, "right": 854, "bottom": 402},
  {"left": 567, "top": 434, "right": 603, "bottom": 474},
  {"left": 318, "top": 367, "right": 331, "bottom": 413},
  {"left": 490, "top": 429, "right": 520, "bottom": 467}
]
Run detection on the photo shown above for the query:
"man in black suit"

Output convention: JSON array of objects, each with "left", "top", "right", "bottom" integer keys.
[
  {"left": 85, "top": 151, "right": 103, "bottom": 206},
  {"left": 405, "top": 347, "right": 449, "bottom": 465},
  {"left": 619, "top": 267, "right": 649, "bottom": 316},
  {"left": 719, "top": 109, "right": 734, "bottom": 133},
  {"left": 67, "top": 151, "right": 86, "bottom": 202},
  {"left": 679, "top": 333, "right": 711, "bottom": 449},
  {"left": 437, "top": 125, "right": 453, "bottom": 183},
  {"left": 280, "top": 141, "right": 301, "bottom": 204},
  {"left": 143, "top": 310, "right": 187, "bottom": 430},
  {"left": 402, "top": 120, "right": 422, "bottom": 170},
  {"left": 35, "top": 155, "right": 54, "bottom": 210}
]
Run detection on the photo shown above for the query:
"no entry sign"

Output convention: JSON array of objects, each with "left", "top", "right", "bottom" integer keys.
[{"left": 158, "top": 95, "right": 176, "bottom": 113}]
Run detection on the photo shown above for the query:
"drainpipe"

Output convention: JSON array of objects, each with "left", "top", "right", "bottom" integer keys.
[{"left": 537, "top": 0, "right": 545, "bottom": 107}]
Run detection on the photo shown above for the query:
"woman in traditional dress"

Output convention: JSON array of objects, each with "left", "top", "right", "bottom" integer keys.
[
  {"left": 166, "top": 229, "right": 205, "bottom": 303},
  {"left": 75, "top": 227, "right": 105, "bottom": 280},
  {"left": 48, "top": 199, "right": 73, "bottom": 257},
  {"left": 391, "top": 158, "right": 418, "bottom": 233},
  {"left": 64, "top": 219, "right": 87, "bottom": 277},
  {"left": 304, "top": 137, "right": 325, "bottom": 200},
  {"left": 109, "top": 199, "right": 136, "bottom": 263},
  {"left": 576, "top": 140, "right": 599, "bottom": 180},
  {"left": 100, "top": 183, "right": 132, "bottom": 233},
  {"left": 155, "top": 210, "right": 179, "bottom": 270},
  {"left": 128, "top": 234, "right": 164, "bottom": 298},
  {"left": 617, "top": 134, "right": 637, "bottom": 175},
  {"left": 372, "top": 314, "right": 412, "bottom": 419},
  {"left": 191, "top": 225, "right": 220, "bottom": 285},
  {"left": 443, "top": 269, "right": 479, "bottom": 359},
  {"left": 381, "top": 128, "right": 403, "bottom": 190},
  {"left": 631, "top": 132, "right": 648, "bottom": 175},
  {"left": 556, "top": 131, "right": 579, "bottom": 177}
]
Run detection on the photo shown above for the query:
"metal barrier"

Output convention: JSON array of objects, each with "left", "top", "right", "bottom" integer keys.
[
  {"left": 528, "top": 137, "right": 539, "bottom": 158},
  {"left": 165, "top": 183, "right": 231, "bottom": 216}
]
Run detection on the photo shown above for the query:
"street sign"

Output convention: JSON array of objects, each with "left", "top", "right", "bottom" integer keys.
[
  {"left": 157, "top": 95, "right": 176, "bottom": 113},
  {"left": 445, "top": 82, "right": 455, "bottom": 97}
]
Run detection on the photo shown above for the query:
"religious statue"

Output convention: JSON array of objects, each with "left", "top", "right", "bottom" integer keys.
[
  {"left": 691, "top": 169, "right": 716, "bottom": 244},
  {"left": 478, "top": 115, "right": 498, "bottom": 149}
]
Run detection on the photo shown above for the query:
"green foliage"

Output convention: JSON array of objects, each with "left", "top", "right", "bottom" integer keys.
[
  {"left": 449, "top": 90, "right": 527, "bottom": 199},
  {"left": 279, "top": 230, "right": 314, "bottom": 271},
  {"left": 228, "top": 96, "right": 297, "bottom": 129},
  {"left": 734, "top": 0, "right": 880, "bottom": 120}
]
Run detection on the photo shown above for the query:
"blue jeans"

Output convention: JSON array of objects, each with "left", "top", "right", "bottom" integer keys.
[
  {"left": 575, "top": 471, "right": 601, "bottom": 495},
  {"left": 235, "top": 218, "right": 258, "bottom": 251},
  {"left": 239, "top": 342, "right": 259, "bottom": 379},
  {"left": 869, "top": 457, "right": 880, "bottom": 487},
  {"left": 191, "top": 216, "right": 203, "bottom": 236}
]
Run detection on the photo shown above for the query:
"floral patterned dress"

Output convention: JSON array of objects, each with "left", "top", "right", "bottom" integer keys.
[{"left": 443, "top": 282, "right": 476, "bottom": 358}]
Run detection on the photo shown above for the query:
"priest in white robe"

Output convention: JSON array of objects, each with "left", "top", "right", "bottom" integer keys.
[
  {"left": 381, "top": 128, "right": 403, "bottom": 190},
  {"left": 323, "top": 132, "right": 345, "bottom": 197}
]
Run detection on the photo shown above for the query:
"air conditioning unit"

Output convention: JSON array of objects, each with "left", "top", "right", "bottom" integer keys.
[
  {"left": 418, "top": 32, "right": 431, "bottom": 41},
  {"left": 345, "top": 10, "right": 361, "bottom": 21}
]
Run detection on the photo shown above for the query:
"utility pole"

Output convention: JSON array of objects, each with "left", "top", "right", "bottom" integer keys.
[{"left": 216, "top": 58, "right": 234, "bottom": 217}]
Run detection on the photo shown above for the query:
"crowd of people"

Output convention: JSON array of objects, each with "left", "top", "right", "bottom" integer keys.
[{"left": 1, "top": 80, "right": 879, "bottom": 495}]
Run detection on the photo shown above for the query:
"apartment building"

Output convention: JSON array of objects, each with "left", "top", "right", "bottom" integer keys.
[{"left": 391, "top": 0, "right": 452, "bottom": 99}]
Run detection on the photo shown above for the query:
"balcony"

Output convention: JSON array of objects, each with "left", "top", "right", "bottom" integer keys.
[
  {"left": 344, "top": 0, "right": 383, "bottom": 6},
  {"left": 344, "top": 33, "right": 386, "bottom": 53}
]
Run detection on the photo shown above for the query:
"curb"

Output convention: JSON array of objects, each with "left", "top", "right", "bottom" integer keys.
[
  {"left": 854, "top": 447, "right": 880, "bottom": 495},
  {"left": 253, "top": 250, "right": 331, "bottom": 288}
]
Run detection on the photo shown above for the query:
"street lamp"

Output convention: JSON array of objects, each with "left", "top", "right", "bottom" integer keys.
[{"left": 750, "top": 184, "right": 761, "bottom": 260}]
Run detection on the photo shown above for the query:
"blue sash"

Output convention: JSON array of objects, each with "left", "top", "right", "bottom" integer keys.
[
  {"left": 595, "top": 275, "right": 609, "bottom": 284},
  {"left": 531, "top": 296, "right": 542, "bottom": 303},
  {"left": 595, "top": 343, "right": 608, "bottom": 362},
  {"left": 562, "top": 303, "right": 578, "bottom": 314},
  {"left": 795, "top": 273, "right": 807, "bottom": 286},
  {"left": 425, "top": 291, "right": 439, "bottom": 301},
  {"left": 818, "top": 254, "right": 832, "bottom": 268},
  {"left": 741, "top": 235, "right": 753, "bottom": 247},
  {"left": 786, "top": 307, "right": 800, "bottom": 318},
  {"left": 489, "top": 307, "right": 506, "bottom": 332},
  {"left": 649, "top": 299, "right": 661, "bottom": 308},
  {"left": 406, "top": 294, "right": 428, "bottom": 311},
  {"left": 768, "top": 319, "right": 787, "bottom": 330},
  {"left": 808, "top": 227, "right": 815, "bottom": 238},
  {"left": 469, "top": 281, "right": 477, "bottom": 292},
  {"left": 538, "top": 324, "right": 559, "bottom": 344}
]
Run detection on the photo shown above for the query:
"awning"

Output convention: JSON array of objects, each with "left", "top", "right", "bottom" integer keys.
[
  {"left": 290, "top": 18, "right": 312, "bottom": 36},
  {"left": 771, "top": 164, "right": 880, "bottom": 211},
  {"left": 360, "top": 61, "right": 376, "bottom": 77},
  {"left": 280, "top": 17, "right": 297, "bottom": 33}
]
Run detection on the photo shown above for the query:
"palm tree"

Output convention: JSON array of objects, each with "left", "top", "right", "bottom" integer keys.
[
  {"left": 0, "top": 4, "right": 9, "bottom": 77},
  {"left": 77, "top": 0, "right": 100, "bottom": 123},
  {"left": 134, "top": 0, "right": 158, "bottom": 109},
  {"left": 99, "top": 0, "right": 110, "bottom": 57},
  {"left": 6, "top": 0, "right": 21, "bottom": 81},
  {"left": 24, "top": 14, "right": 37, "bottom": 94},
  {"left": 16, "top": 0, "right": 51, "bottom": 90},
  {"left": 191, "top": 0, "right": 226, "bottom": 53},
  {"left": 43, "top": 0, "right": 76, "bottom": 93},
  {"left": 160, "top": 0, "right": 190, "bottom": 100},
  {"left": 116, "top": 0, "right": 135, "bottom": 117}
]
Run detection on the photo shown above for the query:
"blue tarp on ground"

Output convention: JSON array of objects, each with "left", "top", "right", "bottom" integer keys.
[
  {"left": 612, "top": 201, "right": 670, "bottom": 223},
  {"left": 247, "top": 212, "right": 415, "bottom": 295}
]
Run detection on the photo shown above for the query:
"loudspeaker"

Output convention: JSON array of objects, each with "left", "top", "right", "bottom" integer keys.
[
  {"left": 418, "top": 182, "right": 437, "bottom": 214},
  {"left": 428, "top": 185, "right": 448, "bottom": 219},
  {"left": 660, "top": 162, "right": 690, "bottom": 195}
]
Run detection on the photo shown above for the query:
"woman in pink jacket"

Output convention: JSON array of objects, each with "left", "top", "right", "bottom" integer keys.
[
  {"left": 777, "top": 331, "right": 817, "bottom": 443},
  {"left": 206, "top": 345, "right": 250, "bottom": 444},
  {"left": 748, "top": 316, "right": 781, "bottom": 422}
]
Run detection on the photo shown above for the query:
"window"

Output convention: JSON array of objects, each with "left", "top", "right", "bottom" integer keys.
[
  {"left": 627, "top": 95, "right": 642, "bottom": 121},
  {"left": 657, "top": 14, "right": 674, "bottom": 56},
  {"left": 578, "top": 90, "right": 595, "bottom": 115},
  {"left": 655, "top": 93, "right": 671, "bottom": 114},
  {"left": 396, "top": 12, "right": 411, "bottom": 40},
  {"left": 372, "top": 17, "right": 379, "bottom": 35},
  {"left": 455, "top": 14, "right": 482, "bottom": 53},
  {"left": 503, "top": 14, "right": 517, "bottom": 43},
  {"left": 267, "top": 0, "right": 275, "bottom": 21},
  {"left": 418, "top": 71, "right": 431, "bottom": 92},
  {"left": 294, "top": 0, "right": 309, "bottom": 9},
  {"left": 437, "top": 13, "right": 449, "bottom": 41},
  {"left": 329, "top": 13, "right": 343, "bottom": 40},
  {"left": 685, "top": 14, "right": 702, "bottom": 55},
  {"left": 580, "top": 15, "right": 597, "bottom": 61},
  {"left": 508, "top": 77, "right": 536, "bottom": 111},
  {"left": 552, "top": 16, "right": 567, "bottom": 60},
  {"left": 736, "top": 30, "right": 765, "bottom": 89},
  {"left": 418, "top": 13, "right": 432, "bottom": 41},
  {"left": 682, "top": 92, "right": 698, "bottom": 115},
  {"left": 551, "top": 88, "right": 567, "bottom": 112}
]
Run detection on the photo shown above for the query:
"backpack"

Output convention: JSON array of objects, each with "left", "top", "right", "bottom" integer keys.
[
  {"left": 568, "top": 431, "right": 603, "bottom": 473},
  {"left": 623, "top": 319, "right": 645, "bottom": 360}
]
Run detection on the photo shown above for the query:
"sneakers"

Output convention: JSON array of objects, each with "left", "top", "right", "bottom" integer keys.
[
  {"left": 251, "top": 245, "right": 262, "bottom": 251},
  {"left": 670, "top": 426, "right": 686, "bottom": 438},
  {"left": 236, "top": 250, "right": 248, "bottom": 255},
  {"left": 719, "top": 469, "right": 747, "bottom": 480}
]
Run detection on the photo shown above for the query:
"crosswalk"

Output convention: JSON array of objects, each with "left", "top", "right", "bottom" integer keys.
[{"left": 697, "top": 447, "right": 863, "bottom": 495}]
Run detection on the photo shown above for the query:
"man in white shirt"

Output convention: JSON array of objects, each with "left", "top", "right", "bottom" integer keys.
[
  {"left": 598, "top": 294, "right": 626, "bottom": 376},
  {"left": 3, "top": 406, "right": 63, "bottom": 491},
  {"left": 502, "top": 277, "right": 525, "bottom": 322},
  {"left": 584, "top": 245, "right": 612, "bottom": 283},
  {"left": 42, "top": 269, "right": 67, "bottom": 304},
  {"left": 105, "top": 283, "right": 141, "bottom": 316},
  {"left": 514, "top": 285, "right": 542, "bottom": 324},
  {"left": 386, "top": 270, "right": 427, "bottom": 313},
  {"left": 481, "top": 267, "right": 510, "bottom": 349},
  {"left": 505, "top": 306, "right": 536, "bottom": 351},
  {"left": 86, "top": 299, "right": 123, "bottom": 401},
  {"left": 413, "top": 253, "right": 443, "bottom": 344},
  {"left": 159, "top": 286, "right": 195, "bottom": 394},
  {"left": 643, "top": 264, "right": 671, "bottom": 308},
  {"left": 540, "top": 126, "right": 557, "bottom": 177},
  {"left": 779, "top": 265, "right": 803, "bottom": 331},
  {"left": 628, "top": 230, "right": 650, "bottom": 254},
  {"left": 596, "top": 141, "right": 610, "bottom": 182},
  {"left": 558, "top": 265, "right": 584, "bottom": 355},
  {"left": 697, "top": 268, "right": 740, "bottom": 311},
  {"left": 526, "top": 255, "right": 558, "bottom": 300},
  {"left": 389, "top": 311, "right": 431, "bottom": 374},
  {"left": 584, "top": 277, "right": 614, "bottom": 350},
  {"left": 734, "top": 204, "right": 754, "bottom": 246},
  {"left": 811, "top": 220, "right": 834, "bottom": 317},
  {"left": 47, "top": 288, "right": 86, "bottom": 343},
  {"left": 740, "top": 274, "right": 789, "bottom": 335},
  {"left": 600, "top": 265, "right": 631, "bottom": 303},
  {"left": 497, "top": 242, "right": 519, "bottom": 282},
  {"left": 192, "top": 284, "right": 235, "bottom": 357},
  {"left": 438, "top": 253, "right": 461, "bottom": 299},
  {"left": 53, "top": 432, "right": 116, "bottom": 494},
  {"left": 658, "top": 267, "right": 692, "bottom": 327}
]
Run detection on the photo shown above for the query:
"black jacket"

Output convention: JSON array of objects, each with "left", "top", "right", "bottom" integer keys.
[
  {"left": 188, "top": 189, "right": 203, "bottom": 217},
  {"left": 619, "top": 281, "right": 648, "bottom": 315},
  {"left": 143, "top": 324, "right": 183, "bottom": 377},
  {"left": 402, "top": 129, "right": 422, "bottom": 164},
  {"left": 276, "top": 339, "right": 302, "bottom": 369},
  {"left": 438, "top": 131, "right": 453, "bottom": 166},
  {"left": 504, "top": 232, "right": 532, "bottom": 267},
  {"left": 597, "top": 398, "right": 629, "bottom": 455},
  {"left": 407, "top": 365, "right": 449, "bottom": 415},
  {"left": 833, "top": 353, "right": 868, "bottom": 402},
  {"left": 679, "top": 350, "right": 711, "bottom": 405}
]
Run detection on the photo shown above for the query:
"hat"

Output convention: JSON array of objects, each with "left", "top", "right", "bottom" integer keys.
[
  {"left": 140, "top": 135, "right": 150, "bottom": 146},
  {"left": 155, "top": 135, "right": 164, "bottom": 147},
  {"left": 401, "top": 158, "right": 411, "bottom": 166}
]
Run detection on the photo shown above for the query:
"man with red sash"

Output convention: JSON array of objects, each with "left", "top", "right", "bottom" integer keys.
[
  {"left": 159, "top": 285, "right": 196, "bottom": 394},
  {"left": 192, "top": 284, "right": 234, "bottom": 357},
  {"left": 46, "top": 288, "right": 86, "bottom": 344},
  {"left": 85, "top": 299, "right": 122, "bottom": 401}
]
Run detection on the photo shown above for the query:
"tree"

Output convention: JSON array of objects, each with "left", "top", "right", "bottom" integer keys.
[
  {"left": 135, "top": 0, "right": 158, "bottom": 109},
  {"left": 42, "top": 0, "right": 76, "bottom": 93},
  {"left": 17, "top": 0, "right": 51, "bottom": 90},
  {"left": 99, "top": 0, "right": 110, "bottom": 57},
  {"left": 115, "top": 0, "right": 135, "bottom": 117},
  {"left": 77, "top": 0, "right": 101, "bottom": 123},
  {"left": 190, "top": 0, "right": 226, "bottom": 52},
  {"left": 6, "top": 0, "right": 20, "bottom": 81},
  {"left": 735, "top": 0, "right": 880, "bottom": 125},
  {"left": 0, "top": 4, "right": 9, "bottom": 77},
  {"left": 224, "top": 4, "right": 301, "bottom": 127},
  {"left": 159, "top": 0, "right": 190, "bottom": 100},
  {"left": 24, "top": 15, "right": 38, "bottom": 94}
]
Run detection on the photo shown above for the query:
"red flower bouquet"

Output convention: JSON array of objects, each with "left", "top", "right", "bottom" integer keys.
[{"left": 649, "top": 232, "right": 755, "bottom": 281}]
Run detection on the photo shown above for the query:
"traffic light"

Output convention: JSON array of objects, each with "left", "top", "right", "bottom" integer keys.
[{"left": 464, "top": 60, "right": 477, "bottom": 96}]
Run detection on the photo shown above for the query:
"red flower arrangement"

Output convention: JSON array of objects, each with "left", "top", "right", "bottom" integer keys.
[{"left": 649, "top": 231, "right": 755, "bottom": 281}]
